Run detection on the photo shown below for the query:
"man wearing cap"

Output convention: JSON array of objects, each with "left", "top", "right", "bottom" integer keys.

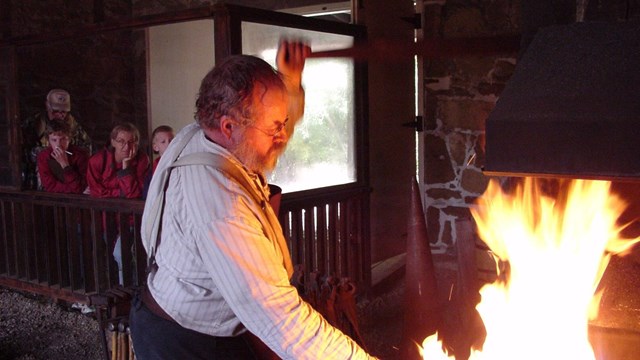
[{"left": 22, "top": 89, "right": 92, "bottom": 190}]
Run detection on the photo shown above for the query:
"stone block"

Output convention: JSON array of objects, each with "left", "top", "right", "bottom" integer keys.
[
  {"left": 426, "top": 206, "right": 442, "bottom": 245},
  {"left": 427, "top": 188, "right": 462, "bottom": 201},
  {"left": 490, "top": 58, "right": 517, "bottom": 82},
  {"left": 443, "top": 7, "right": 486, "bottom": 37},
  {"left": 478, "top": 81, "right": 506, "bottom": 96},
  {"left": 486, "top": 0, "right": 521, "bottom": 33},
  {"left": 454, "top": 57, "right": 499, "bottom": 83},
  {"left": 473, "top": 133, "right": 486, "bottom": 168},
  {"left": 425, "top": 134, "right": 456, "bottom": 183},
  {"left": 461, "top": 168, "right": 489, "bottom": 195},
  {"left": 442, "top": 206, "right": 471, "bottom": 219},
  {"left": 425, "top": 58, "right": 454, "bottom": 79},
  {"left": 447, "top": 132, "right": 468, "bottom": 166},
  {"left": 422, "top": 3, "right": 443, "bottom": 35},
  {"left": 442, "top": 220, "right": 453, "bottom": 247},
  {"left": 439, "top": 99, "right": 493, "bottom": 131},
  {"left": 424, "top": 94, "right": 438, "bottom": 131}
]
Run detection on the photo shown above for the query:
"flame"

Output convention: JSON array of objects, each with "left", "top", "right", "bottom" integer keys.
[{"left": 421, "top": 178, "right": 640, "bottom": 360}]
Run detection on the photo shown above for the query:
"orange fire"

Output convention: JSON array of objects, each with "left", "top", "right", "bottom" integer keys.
[{"left": 422, "top": 178, "right": 639, "bottom": 359}]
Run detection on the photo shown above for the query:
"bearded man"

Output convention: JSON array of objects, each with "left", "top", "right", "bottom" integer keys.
[{"left": 130, "top": 41, "right": 377, "bottom": 360}]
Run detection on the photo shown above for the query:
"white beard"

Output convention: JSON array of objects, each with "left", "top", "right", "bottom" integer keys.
[{"left": 228, "top": 130, "right": 286, "bottom": 174}]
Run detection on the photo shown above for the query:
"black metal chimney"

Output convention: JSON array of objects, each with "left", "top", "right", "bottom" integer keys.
[{"left": 484, "top": 19, "right": 640, "bottom": 180}]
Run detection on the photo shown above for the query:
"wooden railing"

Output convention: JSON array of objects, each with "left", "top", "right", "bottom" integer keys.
[
  {"left": 0, "top": 191, "right": 145, "bottom": 303},
  {"left": 278, "top": 185, "right": 371, "bottom": 293},
  {"left": 0, "top": 185, "right": 370, "bottom": 303}
]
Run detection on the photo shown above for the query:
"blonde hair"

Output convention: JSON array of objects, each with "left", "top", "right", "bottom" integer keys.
[{"left": 110, "top": 122, "right": 140, "bottom": 143}]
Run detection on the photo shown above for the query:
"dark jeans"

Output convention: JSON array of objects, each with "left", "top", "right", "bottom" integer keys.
[{"left": 129, "top": 294, "right": 257, "bottom": 360}]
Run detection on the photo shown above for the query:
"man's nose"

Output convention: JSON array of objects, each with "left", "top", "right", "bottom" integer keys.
[{"left": 274, "top": 127, "right": 288, "bottom": 142}]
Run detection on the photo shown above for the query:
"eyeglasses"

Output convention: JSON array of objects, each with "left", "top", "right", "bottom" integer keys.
[
  {"left": 113, "top": 138, "right": 137, "bottom": 146},
  {"left": 246, "top": 118, "right": 289, "bottom": 138}
]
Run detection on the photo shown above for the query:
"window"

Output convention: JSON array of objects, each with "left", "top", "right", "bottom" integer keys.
[{"left": 242, "top": 23, "right": 356, "bottom": 193}]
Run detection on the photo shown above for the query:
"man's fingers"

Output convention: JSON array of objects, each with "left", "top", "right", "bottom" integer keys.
[
  {"left": 277, "top": 39, "right": 310, "bottom": 69},
  {"left": 288, "top": 41, "right": 311, "bottom": 60}
]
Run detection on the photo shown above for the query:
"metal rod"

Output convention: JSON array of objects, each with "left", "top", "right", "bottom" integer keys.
[{"left": 308, "top": 35, "right": 520, "bottom": 60}]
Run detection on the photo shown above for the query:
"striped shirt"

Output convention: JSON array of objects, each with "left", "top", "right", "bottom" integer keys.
[{"left": 142, "top": 123, "right": 375, "bottom": 359}]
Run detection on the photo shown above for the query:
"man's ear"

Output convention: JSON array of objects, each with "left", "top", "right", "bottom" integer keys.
[{"left": 219, "top": 116, "right": 235, "bottom": 139}]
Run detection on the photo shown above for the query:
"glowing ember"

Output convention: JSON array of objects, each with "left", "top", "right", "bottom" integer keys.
[{"left": 422, "top": 178, "right": 639, "bottom": 360}]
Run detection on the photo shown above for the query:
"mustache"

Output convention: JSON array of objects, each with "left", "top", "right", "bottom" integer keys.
[
  {"left": 272, "top": 142, "right": 286, "bottom": 153},
  {"left": 268, "top": 144, "right": 287, "bottom": 160}
]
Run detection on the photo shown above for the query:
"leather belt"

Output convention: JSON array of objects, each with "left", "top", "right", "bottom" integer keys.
[
  {"left": 140, "top": 285, "right": 278, "bottom": 359},
  {"left": 140, "top": 285, "right": 176, "bottom": 323}
]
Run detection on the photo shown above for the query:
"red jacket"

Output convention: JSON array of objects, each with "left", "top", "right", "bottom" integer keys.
[
  {"left": 152, "top": 156, "right": 161, "bottom": 173},
  {"left": 87, "top": 147, "right": 150, "bottom": 199},
  {"left": 37, "top": 145, "right": 89, "bottom": 193}
]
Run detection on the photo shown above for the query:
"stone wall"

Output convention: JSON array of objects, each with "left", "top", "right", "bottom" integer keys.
[
  {"left": 420, "top": 0, "right": 640, "bottom": 258},
  {"left": 421, "top": 0, "right": 520, "bottom": 255}
]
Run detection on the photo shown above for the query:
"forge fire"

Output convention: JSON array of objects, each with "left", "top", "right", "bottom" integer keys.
[{"left": 422, "top": 178, "right": 640, "bottom": 360}]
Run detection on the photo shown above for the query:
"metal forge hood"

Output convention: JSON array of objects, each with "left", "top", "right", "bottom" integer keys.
[{"left": 484, "top": 20, "right": 640, "bottom": 180}]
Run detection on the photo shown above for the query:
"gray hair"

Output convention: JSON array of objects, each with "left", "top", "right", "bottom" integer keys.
[{"left": 195, "top": 55, "right": 286, "bottom": 129}]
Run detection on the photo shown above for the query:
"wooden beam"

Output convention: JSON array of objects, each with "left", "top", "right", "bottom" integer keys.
[
  {"left": 0, "top": 0, "right": 10, "bottom": 39},
  {"left": 93, "top": 0, "right": 105, "bottom": 23}
]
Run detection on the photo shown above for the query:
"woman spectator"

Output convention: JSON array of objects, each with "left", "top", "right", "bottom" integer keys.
[
  {"left": 87, "top": 122, "right": 149, "bottom": 198},
  {"left": 87, "top": 122, "right": 149, "bottom": 285}
]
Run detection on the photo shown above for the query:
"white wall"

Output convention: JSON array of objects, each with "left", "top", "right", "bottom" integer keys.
[{"left": 148, "top": 19, "right": 215, "bottom": 137}]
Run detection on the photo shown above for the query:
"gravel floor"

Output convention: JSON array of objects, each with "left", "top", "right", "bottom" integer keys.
[
  {"left": 0, "top": 282, "right": 406, "bottom": 360},
  {"left": 5, "top": 254, "right": 635, "bottom": 359},
  {"left": 0, "top": 260, "right": 457, "bottom": 360},
  {"left": 0, "top": 252, "right": 466, "bottom": 360},
  {"left": 0, "top": 287, "right": 104, "bottom": 360}
]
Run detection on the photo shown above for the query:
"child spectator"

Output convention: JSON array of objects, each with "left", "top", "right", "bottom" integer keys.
[
  {"left": 142, "top": 125, "right": 174, "bottom": 199},
  {"left": 151, "top": 125, "right": 174, "bottom": 173},
  {"left": 36, "top": 121, "right": 89, "bottom": 193}
]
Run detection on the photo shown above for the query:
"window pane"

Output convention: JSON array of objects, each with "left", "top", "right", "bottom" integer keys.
[{"left": 242, "top": 23, "right": 356, "bottom": 193}]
